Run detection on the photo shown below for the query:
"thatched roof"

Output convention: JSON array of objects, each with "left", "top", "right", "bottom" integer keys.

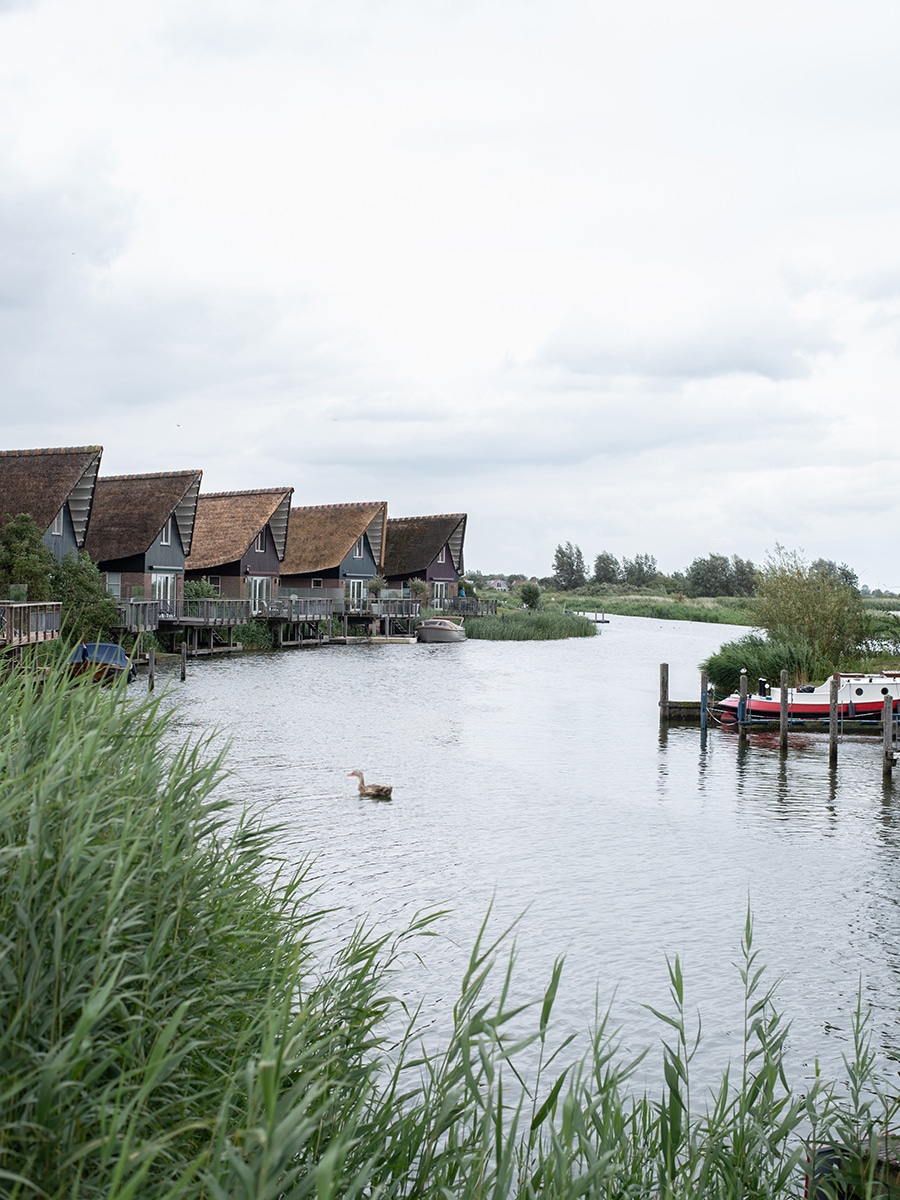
[
  {"left": 384, "top": 514, "right": 466, "bottom": 577},
  {"left": 281, "top": 501, "right": 388, "bottom": 575},
  {"left": 0, "top": 445, "right": 102, "bottom": 548},
  {"left": 84, "top": 470, "right": 203, "bottom": 563},
  {"left": 185, "top": 487, "right": 293, "bottom": 571}
]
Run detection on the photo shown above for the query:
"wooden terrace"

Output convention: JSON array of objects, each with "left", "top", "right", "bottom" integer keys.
[{"left": 0, "top": 601, "right": 62, "bottom": 648}]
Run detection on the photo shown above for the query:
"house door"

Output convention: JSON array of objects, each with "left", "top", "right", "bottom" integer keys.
[
  {"left": 431, "top": 581, "right": 448, "bottom": 606},
  {"left": 249, "top": 575, "right": 272, "bottom": 614},
  {"left": 151, "top": 572, "right": 176, "bottom": 614},
  {"left": 348, "top": 578, "right": 366, "bottom": 608}
]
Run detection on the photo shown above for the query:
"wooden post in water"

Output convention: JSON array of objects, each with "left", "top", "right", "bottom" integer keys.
[
  {"left": 700, "top": 668, "right": 708, "bottom": 735},
  {"left": 738, "top": 669, "right": 748, "bottom": 744},
  {"left": 659, "top": 663, "right": 669, "bottom": 723},
  {"left": 180, "top": 640, "right": 187, "bottom": 681},
  {"left": 884, "top": 695, "right": 895, "bottom": 778},
  {"left": 829, "top": 676, "right": 839, "bottom": 769},
  {"left": 148, "top": 647, "right": 155, "bottom": 692},
  {"left": 779, "top": 669, "right": 789, "bottom": 755}
]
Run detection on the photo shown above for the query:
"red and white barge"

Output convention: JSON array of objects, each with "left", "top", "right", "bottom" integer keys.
[{"left": 718, "top": 672, "right": 900, "bottom": 723}]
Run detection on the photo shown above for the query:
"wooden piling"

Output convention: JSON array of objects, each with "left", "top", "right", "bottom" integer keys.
[
  {"left": 659, "top": 663, "right": 669, "bottom": 723},
  {"left": 148, "top": 647, "right": 155, "bottom": 692},
  {"left": 738, "top": 669, "right": 748, "bottom": 744},
  {"left": 829, "top": 677, "right": 839, "bottom": 768},
  {"left": 779, "top": 669, "right": 788, "bottom": 755},
  {"left": 181, "top": 641, "right": 187, "bottom": 681},
  {"left": 700, "top": 668, "right": 708, "bottom": 734},
  {"left": 884, "top": 695, "right": 895, "bottom": 778}
]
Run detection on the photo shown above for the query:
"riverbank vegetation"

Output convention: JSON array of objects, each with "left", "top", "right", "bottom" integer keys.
[
  {"left": 466, "top": 609, "right": 596, "bottom": 640},
  {"left": 2, "top": 660, "right": 897, "bottom": 1197},
  {"left": 568, "top": 595, "right": 758, "bottom": 626}
]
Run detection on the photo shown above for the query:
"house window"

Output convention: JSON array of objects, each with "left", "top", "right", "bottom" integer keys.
[
  {"left": 436, "top": 546, "right": 445, "bottom": 563},
  {"left": 152, "top": 573, "right": 176, "bottom": 606},
  {"left": 311, "top": 578, "right": 323, "bottom": 589},
  {"left": 50, "top": 508, "right": 64, "bottom": 537},
  {"left": 160, "top": 517, "right": 171, "bottom": 547},
  {"left": 105, "top": 572, "right": 121, "bottom": 599},
  {"left": 249, "top": 575, "right": 271, "bottom": 613},
  {"left": 255, "top": 530, "right": 266, "bottom": 553},
  {"left": 432, "top": 581, "right": 448, "bottom": 601},
  {"left": 353, "top": 537, "right": 364, "bottom": 558},
  {"left": 207, "top": 576, "right": 221, "bottom": 595},
  {"left": 348, "top": 578, "right": 366, "bottom": 605}
]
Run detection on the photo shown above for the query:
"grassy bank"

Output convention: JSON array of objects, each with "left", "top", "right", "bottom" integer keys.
[
  {"left": 2, "top": 659, "right": 896, "bottom": 1197},
  {"left": 466, "top": 610, "right": 597, "bottom": 639},
  {"left": 567, "top": 595, "right": 758, "bottom": 625}
]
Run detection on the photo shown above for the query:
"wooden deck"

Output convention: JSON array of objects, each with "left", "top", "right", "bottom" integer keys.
[{"left": 0, "top": 601, "right": 62, "bottom": 647}]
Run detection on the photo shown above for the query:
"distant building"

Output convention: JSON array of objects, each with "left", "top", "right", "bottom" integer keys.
[{"left": 0, "top": 445, "right": 102, "bottom": 561}]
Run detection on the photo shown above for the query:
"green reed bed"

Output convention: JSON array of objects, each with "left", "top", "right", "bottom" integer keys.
[
  {"left": 1, "top": 660, "right": 895, "bottom": 1197},
  {"left": 465, "top": 611, "right": 596, "bottom": 640},
  {"left": 703, "top": 633, "right": 900, "bottom": 695}
]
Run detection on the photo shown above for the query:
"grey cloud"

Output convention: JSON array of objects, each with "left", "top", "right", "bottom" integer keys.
[{"left": 539, "top": 308, "right": 838, "bottom": 383}]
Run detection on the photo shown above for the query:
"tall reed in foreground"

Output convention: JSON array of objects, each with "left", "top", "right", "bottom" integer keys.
[{"left": 1, "top": 660, "right": 896, "bottom": 1197}]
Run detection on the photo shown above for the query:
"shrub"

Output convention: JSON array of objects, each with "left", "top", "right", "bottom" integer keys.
[{"left": 756, "top": 546, "right": 865, "bottom": 661}]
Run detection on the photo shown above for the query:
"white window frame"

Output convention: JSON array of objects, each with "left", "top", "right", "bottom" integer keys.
[
  {"left": 432, "top": 581, "right": 448, "bottom": 601},
  {"left": 311, "top": 578, "right": 323, "bottom": 589},
  {"left": 105, "top": 571, "right": 121, "bottom": 599},
  {"left": 348, "top": 578, "right": 366, "bottom": 605},
  {"left": 255, "top": 529, "right": 266, "bottom": 553},
  {"left": 436, "top": 546, "right": 445, "bottom": 563},
  {"left": 249, "top": 575, "right": 272, "bottom": 613},
  {"left": 353, "top": 537, "right": 364, "bottom": 558},
  {"left": 50, "top": 508, "right": 64, "bottom": 537},
  {"left": 160, "top": 517, "right": 171, "bottom": 547},
  {"left": 151, "top": 572, "right": 176, "bottom": 605}
]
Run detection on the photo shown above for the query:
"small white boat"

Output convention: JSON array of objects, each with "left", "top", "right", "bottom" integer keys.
[{"left": 416, "top": 617, "right": 466, "bottom": 643}]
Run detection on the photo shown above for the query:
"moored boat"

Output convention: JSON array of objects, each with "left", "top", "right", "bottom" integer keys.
[
  {"left": 415, "top": 617, "right": 466, "bottom": 644},
  {"left": 718, "top": 672, "right": 900, "bottom": 723},
  {"left": 70, "top": 642, "right": 136, "bottom": 683}
]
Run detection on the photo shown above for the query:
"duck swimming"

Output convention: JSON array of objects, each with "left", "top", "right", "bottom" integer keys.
[{"left": 347, "top": 769, "right": 393, "bottom": 799}]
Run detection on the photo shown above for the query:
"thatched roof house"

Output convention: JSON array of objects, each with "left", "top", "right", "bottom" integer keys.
[
  {"left": 282, "top": 499, "right": 388, "bottom": 578},
  {"left": 384, "top": 514, "right": 466, "bottom": 599},
  {"left": 86, "top": 470, "right": 203, "bottom": 566},
  {"left": 0, "top": 445, "right": 102, "bottom": 560},
  {"left": 84, "top": 470, "right": 203, "bottom": 605},
  {"left": 185, "top": 487, "right": 293, "bottom": 606}
]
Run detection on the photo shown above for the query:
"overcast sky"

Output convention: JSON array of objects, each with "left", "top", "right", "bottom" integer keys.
[{"left": 2, "top": 0, "right": 900, "bottom": 585}]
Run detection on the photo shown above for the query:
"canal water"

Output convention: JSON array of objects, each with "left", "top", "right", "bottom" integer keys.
[{"left": 158, "top": 616, "right": 900, "bottom": 1095}]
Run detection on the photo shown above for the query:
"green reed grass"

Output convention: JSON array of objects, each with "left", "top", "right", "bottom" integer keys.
[
  {"left": 465, "top": 611, "right": 596, "bottom": 640},
  {"left": 1, "top": 658, "right": 895, "bottom": 1197}
]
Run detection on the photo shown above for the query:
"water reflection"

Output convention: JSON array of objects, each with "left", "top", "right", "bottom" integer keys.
[{"left": 154, "top": 616, "right": 900, "bottom": 1092}]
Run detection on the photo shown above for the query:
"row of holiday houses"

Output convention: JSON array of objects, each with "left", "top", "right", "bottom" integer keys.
[{"left": 0, "top": 445, "right": 471, "bottom": 649}]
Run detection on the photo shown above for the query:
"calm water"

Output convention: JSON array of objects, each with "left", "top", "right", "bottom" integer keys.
[{"left": 156, "top": 616, "right": 900, "bottom": 1093}]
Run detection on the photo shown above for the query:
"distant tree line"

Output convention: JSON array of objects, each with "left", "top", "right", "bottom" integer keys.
[{"left": 548, "top": 543, "right": 863, "bottom": 598}]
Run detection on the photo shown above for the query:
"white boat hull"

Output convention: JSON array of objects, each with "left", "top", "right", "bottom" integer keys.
[{"left": 416, "top": 619, "right": 466, "bottom": 643}]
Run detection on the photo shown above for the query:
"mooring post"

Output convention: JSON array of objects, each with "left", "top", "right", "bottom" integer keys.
[
  {"left": 829, "top": 676, "right": 839, "bottom": 768},
  {"left": 148, "top": 647, "right": 155, "bottom": 693},
  {"left": 659, "top": 663, "right": 669, "bottom": 723},
  {"left": 738, "top": 669, "right": 748, "bottom": 744},
  {"left": 180, "top": 640, "right": 187, "bottom": 681},
  {"left": 884, "top": 695, "right": 895, "bottom": 778},
  {"left": 779, "top": 669, "right": 789, "bottom": 755},
  {"left": 700, "top": 668, "right": 708, "bottom": 734}
]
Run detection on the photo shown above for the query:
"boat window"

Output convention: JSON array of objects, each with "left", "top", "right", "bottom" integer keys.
[{"left": 855, "top": 688, "right": 864, "bottom": 695}]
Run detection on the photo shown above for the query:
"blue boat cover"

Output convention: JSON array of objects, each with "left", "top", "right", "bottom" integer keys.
[{"left": 70, "top": 642, "right": 131, "bottom": 670}]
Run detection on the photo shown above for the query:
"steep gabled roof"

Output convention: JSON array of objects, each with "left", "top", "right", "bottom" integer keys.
[
  {"left": 0, "top": 446, "right": 102, "bottom": 548},
  {"left": 384, "top": 514, "right": 467, "bottom": 577},
  {"left": 185, "top": 487, "right": 293, "bottom": 571},
  {"left": 85, "top": 470, "right": 203, "bottom": 563},
  {"left": 281, "top": 501, "right": 388, "bottom": 575}
]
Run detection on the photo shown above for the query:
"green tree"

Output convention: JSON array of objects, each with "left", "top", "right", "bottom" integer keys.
[
  {"left": 731, "top": 554, "right": 757, "bottom": 597},
  {"left": 685, "top": 553, "right": 733, "bottom": 597},
  {"left": 755, "top": 546, "right": 865, "bottom": 662},
  {"left": 0, "top": 513, "right": 54, "bottom": 601},
  {"left": 184, "top": 577, "right": 220, "bottom": 599},
  {"left": 520, "top": 581, "right": 541, "bottom": 609},
  {"left": 622, "top": 553, "right": 658, "bottom": 588},
  {"left": 592, "top": 551, "right": 621, "bottom": 585},
  {"left": 552, "top": 542, "right": 587, "bottom": 590},
  {"left": 49, "top": 551, "right": 120, "bottom": 643}
]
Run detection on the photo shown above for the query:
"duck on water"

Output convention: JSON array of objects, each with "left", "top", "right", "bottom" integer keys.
[{"left": 347, "top": 770, "right": 393, "bottom": 799}]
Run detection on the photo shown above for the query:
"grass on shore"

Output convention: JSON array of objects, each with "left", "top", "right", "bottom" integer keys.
[
  {"left": 466, "top": 610, "right": 597, "bottom": 640},
  {"left": 2, "top": 657, "right": 897, "bottom": 1197},
  {"left": 567, "top": 595, "right": 758, "bottom": 626}
]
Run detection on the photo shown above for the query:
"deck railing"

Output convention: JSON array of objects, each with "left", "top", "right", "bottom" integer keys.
[
  {"left": 163, "top": 599, "right": 252, "bottom": 625},
  {"left": 116, "top": 600, "right": 161, "bottom": 632},
  {"left": 0, "top": 601, "right": 62, "bottom": 646},
  {"left": 258, "top": 598, "right": 333, "bottom": 620}
]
